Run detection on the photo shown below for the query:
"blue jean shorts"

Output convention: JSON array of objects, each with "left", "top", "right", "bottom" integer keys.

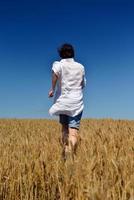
[{"left": 59, "top": 112, "right": 83, "bottom": 130}]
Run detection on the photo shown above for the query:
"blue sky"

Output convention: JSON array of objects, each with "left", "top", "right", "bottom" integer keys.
[{"left": 0, "top": 0, "right": 134, "bottom": 119}]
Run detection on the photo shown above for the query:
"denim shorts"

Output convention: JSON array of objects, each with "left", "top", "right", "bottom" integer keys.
[{"left": 59, "top": 112, "right": 83, "bottom": 130}]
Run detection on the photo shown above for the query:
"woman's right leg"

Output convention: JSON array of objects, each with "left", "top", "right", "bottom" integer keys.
[
  {"left": 68, "top": 112, "right": 83, "bottom": 157},
  {"left": 68, "top": 127, "right": 79, "bottom": 155}
]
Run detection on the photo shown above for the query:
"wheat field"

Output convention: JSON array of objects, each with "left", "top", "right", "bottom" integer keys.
[{"left": 0, "top": 119, "right": 134, "bottom": 200}]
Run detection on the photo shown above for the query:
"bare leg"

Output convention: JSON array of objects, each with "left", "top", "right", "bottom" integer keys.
[
  {"left": 68, "top": 128, "right": 79, "bottom": 156},
  {"left": 61, "top": 124, "right": 70, "bottom": 159},
  {"left": 61, "top": 124, "right": 68, "bottom": 145}
]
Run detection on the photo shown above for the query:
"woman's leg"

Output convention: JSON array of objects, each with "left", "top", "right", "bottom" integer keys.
[
  {"left": 61, "top": 124, "right": 69, "bottom": 147},
  {"left": 61, "top": 124, "right": 72, "bottom": 160},
  {"left": 68, "top": 128, "right": 79, "bottom": 155},
  {"left": 68, "top": 112, "right": 83, "bottom": 156}
]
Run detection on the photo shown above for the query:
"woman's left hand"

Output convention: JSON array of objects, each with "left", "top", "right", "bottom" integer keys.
[{"left": 48, "top": 89, "right": 54, "bottom": 98}]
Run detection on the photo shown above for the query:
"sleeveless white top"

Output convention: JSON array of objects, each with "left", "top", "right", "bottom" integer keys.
[{"left": 49, "top": 58, "right": 86, "bottom": 117}]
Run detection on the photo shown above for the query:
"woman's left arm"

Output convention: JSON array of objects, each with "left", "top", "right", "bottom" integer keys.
[{"left": 48, "top": 71, "right": 58, "bottom": 98}]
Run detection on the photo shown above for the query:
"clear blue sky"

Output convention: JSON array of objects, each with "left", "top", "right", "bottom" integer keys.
[{"left": 0, "top": 0, "right": 134, "bottom": 120}]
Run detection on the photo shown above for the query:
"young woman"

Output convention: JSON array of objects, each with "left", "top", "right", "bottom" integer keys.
[{"left": 48, "top": 43, "right": 86, "bottom": 160}]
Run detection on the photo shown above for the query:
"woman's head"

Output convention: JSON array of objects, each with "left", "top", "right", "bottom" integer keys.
[{"left": 58, "top": 43, "right": 74, "bottom": 59}]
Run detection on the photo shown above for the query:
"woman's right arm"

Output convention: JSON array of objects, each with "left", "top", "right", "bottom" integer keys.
[{"left": 81, "top": 67, "right": 86, "bottom": 89}]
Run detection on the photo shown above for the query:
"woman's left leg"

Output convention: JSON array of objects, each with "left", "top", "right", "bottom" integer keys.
[
  {"left": 61, "top": 123, "right": 72, "bottom": 160},
  {"left": 61, "top": 124, "right": 69, "bottom": 147}
]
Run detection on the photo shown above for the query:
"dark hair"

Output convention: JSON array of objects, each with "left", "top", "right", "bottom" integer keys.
[{"left": 58, "top": 43, "right": 74, "bottom": 58}]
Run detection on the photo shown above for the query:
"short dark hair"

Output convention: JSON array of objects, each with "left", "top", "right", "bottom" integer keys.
[{"left": 58, "top": 43, "right": 74, "bottom": 58}]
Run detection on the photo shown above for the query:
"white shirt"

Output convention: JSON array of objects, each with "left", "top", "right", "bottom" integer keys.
[{"left": 49, "top": 58, "right": 86, "bottom": 117}]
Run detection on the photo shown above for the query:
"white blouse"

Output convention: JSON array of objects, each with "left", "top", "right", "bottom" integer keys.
[{"left": 49, "top": 58, "right": 86, "bottom": 117}]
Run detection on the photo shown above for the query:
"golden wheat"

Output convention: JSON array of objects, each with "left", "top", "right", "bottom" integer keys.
[{"left": 0, "top": 119, "right": 134, "bottom": 200}]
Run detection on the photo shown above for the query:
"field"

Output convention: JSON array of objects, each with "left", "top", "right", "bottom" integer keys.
[{"left": 0, "top": 119, "right": 134, "bottom": 200}]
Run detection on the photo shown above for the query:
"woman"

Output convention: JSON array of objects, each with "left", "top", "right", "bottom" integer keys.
[{"left": 48, "top": 43, "right": 86, "bottom": 160}]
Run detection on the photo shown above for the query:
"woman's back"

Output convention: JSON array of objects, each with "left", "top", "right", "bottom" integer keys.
[
  {"left": 60, "top": 58, "right": 84, "bottom": 95},
  {"left": 49, "top": 43, "right": 86, "bottom": 117}
]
